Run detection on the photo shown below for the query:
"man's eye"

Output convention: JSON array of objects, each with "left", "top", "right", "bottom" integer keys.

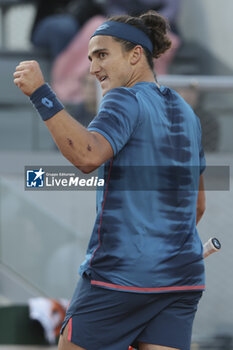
[{"left": 99, "top": 52, "right": 106, "bottom": 58}]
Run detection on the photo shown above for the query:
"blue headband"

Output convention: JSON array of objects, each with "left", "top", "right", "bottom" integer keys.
[{"left": 91, "top": 21, "right": 153, "bottom": 54}]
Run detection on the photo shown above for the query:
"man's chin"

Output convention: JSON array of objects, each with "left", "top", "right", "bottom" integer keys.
[
  {"left": 102, "top": 87, "right": 111, "bottom": 96},
  {"left": 101, "top": 82, "right": 120, "bottom": 96}
]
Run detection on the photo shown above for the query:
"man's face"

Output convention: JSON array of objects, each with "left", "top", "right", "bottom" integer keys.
[{"left": 88, "top": 36, "right": 133, "bottom": 96}]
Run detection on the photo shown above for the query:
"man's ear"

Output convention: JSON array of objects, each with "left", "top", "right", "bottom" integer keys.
[{"left": 130, "top": 45, "right": 143, "bottom": 65}]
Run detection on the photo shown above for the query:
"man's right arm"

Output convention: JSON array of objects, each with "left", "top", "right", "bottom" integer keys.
[
  {"left": 44, "top": 109, "right": 114, "bottom": 173},
  {"left": 13, "top": 60, "right": 113, "bottom": 173}
]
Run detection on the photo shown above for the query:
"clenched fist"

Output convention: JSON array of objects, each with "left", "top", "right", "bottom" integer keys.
[{"left": 13, "top": 60, "right": 45, "bottom": 96}]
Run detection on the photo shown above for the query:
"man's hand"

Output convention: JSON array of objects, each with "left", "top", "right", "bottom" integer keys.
[{"left": 13, "top": 60, "right": 45, "bottom": 96}]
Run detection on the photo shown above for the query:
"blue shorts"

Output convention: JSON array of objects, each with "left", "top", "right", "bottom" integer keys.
[{"left": 60, "top": 275, "right": 202, "bottom": 350}]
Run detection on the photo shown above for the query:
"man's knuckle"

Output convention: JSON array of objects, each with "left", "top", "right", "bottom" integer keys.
[{"left": 31, "top": 60, "right": 38, "bottom": 68}]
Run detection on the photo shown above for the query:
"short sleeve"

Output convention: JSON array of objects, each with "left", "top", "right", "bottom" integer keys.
[
  {"left": 196, "top": 117, "right": 206, "bottom": 174},
  {"left": 88, "top": 88, "right": 139, "bottom": 156}
]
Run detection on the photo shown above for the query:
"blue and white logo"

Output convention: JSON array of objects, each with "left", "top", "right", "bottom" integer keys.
[
  {"left": 26, "top": 168, "right": 45, "bottom": 188},
  {"left": 96, "top": 23, "right": 110, "bottom": 32},
  {"left": 41, "top": 97, "right": 53, "bottom": 108}
]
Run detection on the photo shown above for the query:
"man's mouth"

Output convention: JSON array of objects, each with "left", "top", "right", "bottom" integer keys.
[{"left": 99, "top": 76, "right": 108, "bottom": 82}]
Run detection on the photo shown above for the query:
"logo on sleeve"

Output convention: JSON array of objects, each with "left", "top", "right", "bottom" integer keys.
[{"left": 41, "top": 97, "right": 53, "bottom": 108}]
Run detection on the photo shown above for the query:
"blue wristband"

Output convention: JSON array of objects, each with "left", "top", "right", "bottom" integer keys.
[{"left": 30, "top": 83, "right": 64, "bottom": 121}]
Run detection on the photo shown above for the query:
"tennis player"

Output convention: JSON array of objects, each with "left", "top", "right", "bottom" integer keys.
[{"left": 14, "top": 10, "right": 206, "bottom": 350}]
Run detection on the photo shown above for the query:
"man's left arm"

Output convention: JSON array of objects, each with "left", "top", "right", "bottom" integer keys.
[{"left": 196, "top": 174, "right": 206, "bottom": 225}]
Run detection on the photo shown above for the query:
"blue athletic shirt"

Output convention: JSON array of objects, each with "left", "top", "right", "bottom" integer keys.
[{"left": 79, "top": 82, "right": 206, "bottom": 293}]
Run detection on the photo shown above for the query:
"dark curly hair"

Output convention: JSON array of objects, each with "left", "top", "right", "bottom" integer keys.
[{"left": 108, "top": 10, "right": 172, "bottom": 70}]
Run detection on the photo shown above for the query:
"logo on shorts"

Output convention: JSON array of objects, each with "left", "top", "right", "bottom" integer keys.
[
  {"left": 41, "top": 97, "right": 53, "bottom": 108},
  {"left": 26, "top": 168, "right": 45, "bottom": 188}
]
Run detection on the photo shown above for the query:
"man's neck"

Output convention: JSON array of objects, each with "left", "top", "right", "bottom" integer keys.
[
  {"left": 126, "top": 57, "right": 157, "bottom": 88},
  {"left": 126, "top": 69, "right": 156, "bottom": 88}
]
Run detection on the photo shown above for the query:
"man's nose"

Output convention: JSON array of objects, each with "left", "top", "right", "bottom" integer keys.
[{"left": 90, "top": 60, "right": 101, "bottom": 75}]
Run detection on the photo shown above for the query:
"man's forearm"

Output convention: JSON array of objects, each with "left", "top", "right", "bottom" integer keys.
[
  {"left": 45, "top": 109, "right": 112, "bottom": 173},
  {"left": 196, "top": 175, "right": 206, "bottom": 225},
  {"left": 196, "top": 205, "right": 205, "bottom": 225}
]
